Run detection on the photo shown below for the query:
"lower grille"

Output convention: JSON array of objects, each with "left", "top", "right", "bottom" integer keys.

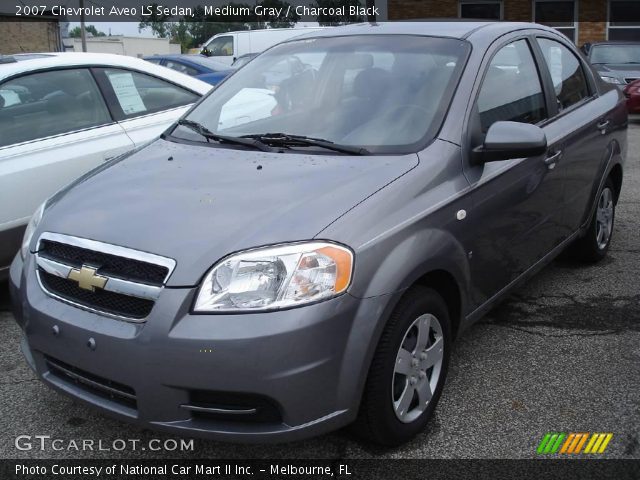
[
  {"left": 184, "top": 390, "right": 282, "bottom": 424},
  {"left": 40, "top": 270, "right": 154, "bottom": 319},
  {"left": 45, "top": 356, "right": 137, "bottom": 410}
]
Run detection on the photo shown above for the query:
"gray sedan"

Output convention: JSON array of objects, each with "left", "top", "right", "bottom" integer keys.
[{"left": 10, "top": 21, "right": 627, "bottom": 446}]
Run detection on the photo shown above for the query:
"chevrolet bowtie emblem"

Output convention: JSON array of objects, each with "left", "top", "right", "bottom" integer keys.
[{"left": 67, "top": 265, "right": 108, "bottom": 292}]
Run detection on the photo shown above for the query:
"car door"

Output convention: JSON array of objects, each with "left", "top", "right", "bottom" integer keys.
[
  {"left": 93, "top": 67, "right": 201, "bottom": 146},
  {"left": 462, "top": 37, "right": 569, "bottom": 306},
  {"left": 0, "top": 68, "right": 134, "bottom": 268},
  {"left": 534, "top": 36, "right": 613, "bottom": 232}
]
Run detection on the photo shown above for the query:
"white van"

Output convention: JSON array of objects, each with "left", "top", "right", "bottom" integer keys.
[{"left": 201, "top": 27, "right": 325, "bottom": 65}]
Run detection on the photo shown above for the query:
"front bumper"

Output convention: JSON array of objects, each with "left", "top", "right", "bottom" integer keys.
[{"left": 10, "top": 253, "right": 395, "bottom": 443}]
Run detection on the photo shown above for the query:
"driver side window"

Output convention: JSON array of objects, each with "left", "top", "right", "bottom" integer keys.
[
  {"left": 207, "top": 36, "right": 234, "bottom": 56},
  {"left": 477, "top": 39, "right": 547, "bottom": 132}
]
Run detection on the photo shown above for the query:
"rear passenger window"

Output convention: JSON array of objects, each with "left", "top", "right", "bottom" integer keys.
[
  {"left": 102, "top": 69, "right": 199, "bottom": 119},
  {"left": 477, "top": 40, "right": 547, "bottom": 132},
  {"left": 0, "top": 69, "right": 111, "bottom": 148},
  {"left": 537, "top": 38, "right": 589, "bottom": 111}
]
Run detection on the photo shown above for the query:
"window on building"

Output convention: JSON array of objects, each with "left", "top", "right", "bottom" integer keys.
[
  {"left": 537, "top": 38, "right": 589, "bottom": 111},
  {"left": 459, "top": 1, "right": 502, "bottom": 20},
  {"left": 477, "top": 40, "right": 547, "bottom": 132},
  {"left": 534, "top": 1, "right": 577, "bottom": 43},
  {"left": 608, "top": 1, "right": 640, "bottom": 41}
]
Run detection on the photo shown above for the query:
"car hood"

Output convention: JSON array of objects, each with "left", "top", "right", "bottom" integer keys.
[
  {"left": 40, "top": 138, "right": 418, "bottom": 286},
  {"left": 595, "top": 64, "right": 640, "bottom": 78}
]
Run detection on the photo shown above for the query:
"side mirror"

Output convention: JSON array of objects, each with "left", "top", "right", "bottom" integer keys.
[{"left": 472, "top": 121, "right": 547, "bottom": 164}]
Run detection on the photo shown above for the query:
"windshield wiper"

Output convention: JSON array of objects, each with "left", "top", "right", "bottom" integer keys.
[
  {"left": 241, "top": 133, "right": 370, "bottom": 155},
  {"left": 176, "top": 119, "right": 273, "bottom": 152}
]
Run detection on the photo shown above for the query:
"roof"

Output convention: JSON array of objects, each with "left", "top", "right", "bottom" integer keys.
[
  {"left": 0, "top": 52, "right": 212, "bottom": 94},
  {"left": 289, "top": 21, "right": 557, "bottom": 41}
]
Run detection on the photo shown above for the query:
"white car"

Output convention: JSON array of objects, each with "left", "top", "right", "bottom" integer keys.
[{"left": 0, "top": 52, "right": 212, "bottom": 277}]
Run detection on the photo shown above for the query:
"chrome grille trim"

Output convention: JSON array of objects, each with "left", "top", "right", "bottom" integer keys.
[
  {"left": 36, "top": 256, "right": 162, "bottom": 301},
  {"left": 34, "top": 232, "right": 177, "bottom": 322},
  {"left": 36, "top": 232, "right": 176, "bottom": 280}
]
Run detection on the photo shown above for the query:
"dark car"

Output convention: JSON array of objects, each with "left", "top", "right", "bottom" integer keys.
[
  {"left": 144, "top": 54, "right": 233, "bottom": 86},
  {"left": 11, "top": 22, "right": 627, "bottom": 446},
  {"left": 585, "top": 41, "right": 640, "bottom": 88},
  {"left": 623, "top": 78, "right": 640, "bottom": 113}
]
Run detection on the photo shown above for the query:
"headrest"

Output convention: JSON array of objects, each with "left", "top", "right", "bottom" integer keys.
[{"left": 353, "top": 67, "right": 391, "bottom": 99}]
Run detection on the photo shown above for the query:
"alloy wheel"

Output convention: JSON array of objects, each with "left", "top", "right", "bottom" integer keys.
[
  {"left": 392, "top": 313, "right": 444, "bottom": 423},
  {"left": 596, "top": 187, "right": 614, "bottom": 250}
]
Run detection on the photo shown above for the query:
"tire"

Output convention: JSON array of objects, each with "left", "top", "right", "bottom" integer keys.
[
  {"left": 352, "top": 286, "right": 451, "bottom": 446},
  {"left": 570, "top": 177, "right": 616, "bottom": 263}
]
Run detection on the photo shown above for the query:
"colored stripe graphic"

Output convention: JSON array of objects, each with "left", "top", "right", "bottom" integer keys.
[{"left": 537, "top": 433, "right": 613, "bottom": 455}]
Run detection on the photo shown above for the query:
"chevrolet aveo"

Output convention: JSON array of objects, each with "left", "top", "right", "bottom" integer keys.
[{"left": 10, "top": 22, "right": 627, "bottom": 446}]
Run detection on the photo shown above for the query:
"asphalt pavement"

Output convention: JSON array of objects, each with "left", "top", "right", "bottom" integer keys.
[{"left": 0, "top": 122, "right": 638, "bottom": 460}]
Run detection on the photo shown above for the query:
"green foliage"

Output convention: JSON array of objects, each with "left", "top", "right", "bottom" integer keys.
[{"left": 68, "top": 25, "right": 106, "bottom": 38}]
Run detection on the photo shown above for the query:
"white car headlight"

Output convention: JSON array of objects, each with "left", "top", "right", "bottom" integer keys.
[
  {"left": 20, "top": 202, "right": 45, "bottom": 259},
  {"left": 194, "top": 242, "right": 354, "bottom": 312},
  {"left": 601, "top": 75, "right": 622, "bottom": 85}
]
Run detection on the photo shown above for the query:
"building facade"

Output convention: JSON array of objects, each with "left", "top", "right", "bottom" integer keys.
[
  {"left": 0, "top": 17, "right": 63, "bottom": 55},
  {"left": 63, "top": 36, "right": 181, "bottom": 57},
  {"left": 387, "top": 0, "right": 640, "bottom": 46}
]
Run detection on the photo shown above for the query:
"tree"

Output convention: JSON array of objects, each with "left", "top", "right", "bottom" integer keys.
[
  {"left": 68, "top": 25, "right": 106, "bottom": 37},
  {"left": 312, "top": 0, "right": 364, "bottom": 26},
  {"left": 260, "top": 0, "right": 300, "bottom": 28},
  {"left": 138, "top": 3, "right": 173, "bottom": 38}
]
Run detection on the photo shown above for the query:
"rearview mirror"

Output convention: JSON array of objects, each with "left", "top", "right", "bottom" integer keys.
[{"left": 472, "top": 121, "right": 547, "bottom": 164}]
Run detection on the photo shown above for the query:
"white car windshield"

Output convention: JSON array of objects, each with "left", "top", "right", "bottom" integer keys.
[{"left": 177, "top": 35, "right": 470, "bottom": 154}]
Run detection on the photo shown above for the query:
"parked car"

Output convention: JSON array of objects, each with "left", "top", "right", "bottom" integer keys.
[
  {"left": 144, "top": 54, "right": 234, "bottom": 86},
  {"left": 10, "top": 22, "right": 626, "bottom": 446},
  {"left": 624, "top": 78, "right": 640, "bottom": 113},
  {"left": 585, "top": 41, "right": 640, "bottom": 87},
  {"left": 0, "top": 52, "right": 212, "bottom": 278},
  {"left": 201, "top": 27, "right": 325, "bottom": 65}
]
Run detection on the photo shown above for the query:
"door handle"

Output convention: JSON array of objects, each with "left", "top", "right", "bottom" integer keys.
[
  {"left": 544, "top": 150, "right": 563, "bottom": 169},
  {"left": 597, "top": 119, "right": 610, "bottom": 133}
]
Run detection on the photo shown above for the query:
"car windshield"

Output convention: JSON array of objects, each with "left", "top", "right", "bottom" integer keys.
[
  {"left": 590, "top": 44, "right": 640, "bottom": 64},
  {"left": 177, "top": 35, "right": 470, "bottom": 154}
]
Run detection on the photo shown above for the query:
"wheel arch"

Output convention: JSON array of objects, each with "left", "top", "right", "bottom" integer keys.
[{"left": 608, "top": 162, "right": 623, "bottom": 204}]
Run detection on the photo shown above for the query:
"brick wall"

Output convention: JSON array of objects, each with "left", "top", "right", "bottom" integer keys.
[
  {"left": 387, "top": 0, "right": 608, "bottom": 44},
  {"left": 0, "top": 19, "right": 61, "bottom": 55},
  {"left": 578, "top": 0, "right": 607, "bottom": 45},
  {"left": 388, "top": 0, "right": 457, "bottom": 20}
]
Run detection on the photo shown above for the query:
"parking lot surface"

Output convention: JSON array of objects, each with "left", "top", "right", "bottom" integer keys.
[{"left": 1, "top": 123, "right": 638, "bottom": 460}]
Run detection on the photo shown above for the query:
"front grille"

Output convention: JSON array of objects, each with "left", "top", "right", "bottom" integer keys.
[
  {"left": 40, "top": 240, "right": 168, "bottom": 286},
  {"left": 40, "top": 270, "right": 154, "bottom": 319},
  {"left": 45, "top": 356, "right": 137, "bottom": 410}
]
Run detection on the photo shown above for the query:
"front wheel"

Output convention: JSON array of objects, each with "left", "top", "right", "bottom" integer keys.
[
  {"left": 570, "top": 177, "right": 616, "bottom": 263},
  {"left": 352, "top": 286, "right": 451, "bottom": 446}
]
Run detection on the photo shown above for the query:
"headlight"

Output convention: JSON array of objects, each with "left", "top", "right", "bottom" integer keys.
[
  {"left": 601, "top": 75, "right": 622, "bottom": 85},
  {"left": 194, "top": 242, "right": 354, "bottom": 312},
  {"left": 20, "top": 202, "right": 45, "bottom": 259}
]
